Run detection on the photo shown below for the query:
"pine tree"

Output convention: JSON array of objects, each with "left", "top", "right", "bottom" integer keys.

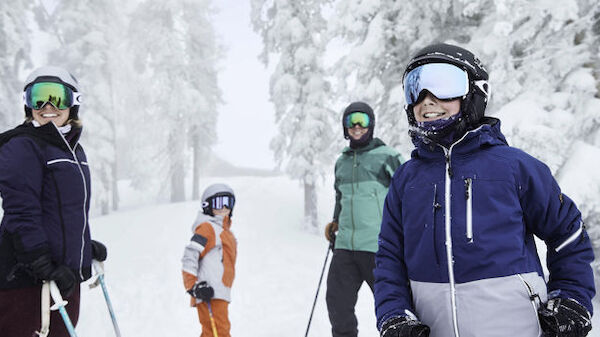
[
  {"left": 0, "top": 1, "right": 33, "bottom": 129},
  {"left": 129, "top": 0, "right": 221, "bottom": 202},
  {"left": 252, "top": 0, "right": 336, "bottom": 231}
]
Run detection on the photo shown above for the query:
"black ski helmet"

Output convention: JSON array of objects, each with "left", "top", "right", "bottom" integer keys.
[
  {"left": 403, "top": 43, "right": 490, "bottom": 137},
  {"left": 23, "top": 66, "right": 82, "bottom": 121},
  {"left": 342, "top": 101, "right": 375, "bottom": 141},
  {"left": 201, "top": 183, "right": 236, "bottom": 217}
]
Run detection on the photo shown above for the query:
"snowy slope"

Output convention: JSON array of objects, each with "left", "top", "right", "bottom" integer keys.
[
  {"left": 76, "top": 175, "right": 599, "bottom": 336},
  {"left": 77, "top": 175, "right": 377, "bottom": 336}
]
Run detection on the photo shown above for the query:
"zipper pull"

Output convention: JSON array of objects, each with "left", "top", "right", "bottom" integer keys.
[
  {"left": 464, "top": 178, "right": 471, "bottom": 199},
  {"left": 445, "top": 154, "right": 453, "bottom": 178}
]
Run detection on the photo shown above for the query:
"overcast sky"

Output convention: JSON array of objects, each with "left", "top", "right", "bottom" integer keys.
[{"left": 211, "top": 2, "right": 277, "bottom": 170}]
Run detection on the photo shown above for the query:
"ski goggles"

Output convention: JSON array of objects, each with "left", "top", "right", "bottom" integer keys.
[
  {"left": 403, "top": 63, "right": 470, "bottom": 106},
  {"left": 209, "top": 195, "right": 235, "bottom": 210},
  {"left": 344, "top": 112, "right": 371, "bottom": 128},
  {"left": 23, "top": 82, "right": 81, "bottom": 110}
]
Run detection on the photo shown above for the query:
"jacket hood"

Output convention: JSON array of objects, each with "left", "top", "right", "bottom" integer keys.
[
  {"left": 342, "top": 137, "right": 386, "bottom": 155},
  {"left": 411, "top": 117, "right": 507, "bottom": 160}
]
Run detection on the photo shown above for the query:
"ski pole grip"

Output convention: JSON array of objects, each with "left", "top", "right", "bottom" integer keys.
[
  {"left": 49, "top": 281, "right": 68, "bottom": 310},
  {"left": 93, "top": 260, "right": 105, "bottom": 275}
]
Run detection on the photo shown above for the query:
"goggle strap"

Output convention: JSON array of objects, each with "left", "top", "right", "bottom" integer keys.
[
  {"left": 473, "top": 80, "right": 489, "bottom": 97},
  {"left": 71, "top": 92, "right": 82, "bottom": 106}
]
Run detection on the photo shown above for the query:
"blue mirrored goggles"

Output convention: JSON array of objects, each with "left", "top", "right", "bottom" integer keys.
[
  {"left": 403, "top": 63, "right": 470, "bottom": 106},
  {"left": 209, "top": 195, "right": 235, "bottom": 210}
]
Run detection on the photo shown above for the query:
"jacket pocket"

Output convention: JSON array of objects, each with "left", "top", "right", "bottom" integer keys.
[
  {"left": 464, "top": 178, "right": 473, "bottom": 243},
  {"left": 432, "top": 184, "right": 441, "bottom": 265},
  {"left": 517, "top": 274, "right": 543, "bottom": 335}
]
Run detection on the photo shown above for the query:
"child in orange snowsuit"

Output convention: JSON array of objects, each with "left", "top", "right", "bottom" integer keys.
[{"left": 182, "top": 183, "right": 237, "bottom": 337}]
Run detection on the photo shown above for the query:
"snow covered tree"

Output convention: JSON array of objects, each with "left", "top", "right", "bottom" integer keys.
[
  {"left": 251, "top": 0, "right": 336, "bottom": 231},
  {"left": 327, "top": 0, "right": 484, "bottom": 155},
  {"left": 30, "top": 0, "right": 131, "bottom": 214},
  {"left": 0, "top": 1, "right": 33, "bottom": 129},
  {"left": 129, "top": 0, "right": 221, "bottom": 202}
]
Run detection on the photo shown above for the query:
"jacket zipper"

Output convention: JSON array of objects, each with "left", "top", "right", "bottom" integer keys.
[
  {"left": 351, "top": 151, "right": 357, "bottom": 250},
  {"left": 442, "top": 146, "right": 460, "bottom": 337},
  {"left": 53, "top": 124, "right": 88, "bottom": 279},
  {"left": 374, "top": 189, "right": 382, "bottom": 218},
  {"left": 438, "top": 129, "right": 480, "bottom": 337},
  {"left": 464, "top": 178, "right": 473, "bottom": 243}
]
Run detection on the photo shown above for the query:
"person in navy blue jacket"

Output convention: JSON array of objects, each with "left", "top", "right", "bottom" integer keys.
[
  {"left": 374, "top": 43, "right": 595, "bottom": 337},
  {"left": 0, "top": 66, "right": 107, "bottom": 337}
]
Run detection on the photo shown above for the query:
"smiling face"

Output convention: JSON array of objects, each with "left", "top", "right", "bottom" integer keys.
[
  {"left": 413, "top": 92, "right": 461, "bottom": 123},
  {"left": 347, "top": 125, "right": 368, "bottom": 140},
  {"left": 32, "top": 103, "right": 70, "bottom": 127}
]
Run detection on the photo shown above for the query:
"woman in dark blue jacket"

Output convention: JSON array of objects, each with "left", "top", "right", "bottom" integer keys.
[
  {"left": 0, "top": 66, "right": 107, "bottom": 336},
  {"left": 374, "top": 44, "right": 595, "bottom": 337}
]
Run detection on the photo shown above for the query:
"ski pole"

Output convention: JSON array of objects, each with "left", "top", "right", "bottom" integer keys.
[
  {"left": 49, "top": 281, "right": 78, "bottom": 337},
  {"left": 207, "top": 301, "right": 218, "bottom": 337},
  {"left": 36, "top": 281, "right": 51, "bottom": 337},
  {"left": 304, "top": 241, "right": 333, "bottom": 337},
  {"left": 91, "top": 260, "right": 122, "bottom": 337}
]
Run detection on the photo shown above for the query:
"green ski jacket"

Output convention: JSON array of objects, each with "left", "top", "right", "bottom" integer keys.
[{"left": 333, "top": 138, "right": 403, "bottom": 252}]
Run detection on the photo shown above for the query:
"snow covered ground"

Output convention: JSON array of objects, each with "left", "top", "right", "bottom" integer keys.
[
  {"left": 76, "top": 175, "right": 377, "bottom": 336},
  {"left": 76, "top": 175, "right": 599, "bottom": 336}
]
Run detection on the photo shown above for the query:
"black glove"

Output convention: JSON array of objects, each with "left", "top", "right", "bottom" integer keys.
[
  {"left": 188, "top": 281, "right": 214, "bottom": 302},
  {"left": 91, "top": 240, "right": 107, "bottom": 262},
  {"left": 380, "top": 316, "right": 430, "bottom": 337},
  {"left": 538, "top": 297, "right": 592, "bottom": 337},
  {"left": 29, "top": 255, "right": 77, "bottom": 297}
]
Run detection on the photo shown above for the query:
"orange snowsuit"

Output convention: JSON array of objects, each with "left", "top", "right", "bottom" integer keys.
[{"left": 182, "top": 213, "right": 237, "bottom": 337}]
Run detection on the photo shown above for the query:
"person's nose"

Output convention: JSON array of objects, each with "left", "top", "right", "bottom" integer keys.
[{"left": 422, "top": 92, "right": 437, "bottom": 105}]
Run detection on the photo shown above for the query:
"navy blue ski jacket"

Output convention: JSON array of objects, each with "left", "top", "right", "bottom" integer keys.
[
  {"left": 0, "top": 122, "right": 92, "bottom": 289},
  {"left": 374, "top": 119, "right": 595, "bottom": 329}
]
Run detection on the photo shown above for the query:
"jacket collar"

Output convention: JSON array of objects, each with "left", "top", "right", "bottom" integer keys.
[
  {"left": 411, "top": 118, "right": 508, "bottom": 160},
  {"left": 0, "top": 122, "right": 83, "bottom": 151},
  {"left": 342, "top": 137, "right": 386, "bottom": 155},
  {"left": 192, "top": 212, "right": 232, "bottom": 232}
]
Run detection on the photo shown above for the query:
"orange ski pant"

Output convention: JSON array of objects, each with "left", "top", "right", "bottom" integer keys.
[{"left": 196, "top": 299, "right": 230, "bottom": 337}]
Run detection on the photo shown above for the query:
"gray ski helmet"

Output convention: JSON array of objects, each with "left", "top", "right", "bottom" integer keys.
[
  {"left": 403, "top": 43, "right": 490, "bottom": 131},
  {"left": 201, "top": 183, "right": 236, "bottom": 217},
  {"left": 23, "top": 66, "right": 81, "bottom": 120}
]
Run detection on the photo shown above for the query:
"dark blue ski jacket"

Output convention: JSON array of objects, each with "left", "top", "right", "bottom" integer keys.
[
  {"left": 0, "top": 122, "right": 92, "bottom": 289},
  {"left": 374, "top": 119, "right": 595, "bottom": 335}
]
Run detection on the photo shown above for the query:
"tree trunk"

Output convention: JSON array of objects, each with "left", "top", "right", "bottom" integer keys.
[
  {"left": 304, "top": 181, "right": 318, "bottom": 231},
  {"left": 191, "top": 126, "right": 200, "bottom": 200},
  {"left": 111, "top": 157, "right": 119, "bottom": 211},
  {"left": 100, "top": 167, "right": 109, "bottom": 215},
  {"left": 170, "top": 131, "right": 186, "bottom": 202}
]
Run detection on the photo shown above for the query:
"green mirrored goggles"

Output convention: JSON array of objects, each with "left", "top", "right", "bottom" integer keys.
[
  {"left": 23, "top": 82, "right": 81, "bottom": 110},
  {"left": 344, "top": 112, "right": 371, "bottom": 128}
]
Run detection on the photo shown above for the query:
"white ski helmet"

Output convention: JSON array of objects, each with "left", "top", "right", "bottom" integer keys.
[
  {"left": 201, "top": 183, "right": 236, "bottom": 217},
  {"left": 23, "top": 66, "right": 82, "bottom": 120}
]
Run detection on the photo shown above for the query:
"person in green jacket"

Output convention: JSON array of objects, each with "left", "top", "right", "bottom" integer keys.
[{"left": 324, "top": 101, "right": 403, "bottom": 337}]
